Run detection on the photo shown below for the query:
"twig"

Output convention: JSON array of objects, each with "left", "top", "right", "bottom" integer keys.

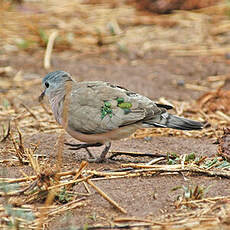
[
  {"left": 215, "top": 111, "right": 230, "bottom": 122},
  {"left": 88, "top": 165, "right": 230, "bottom": 179},
  {"left": 0, "top": 180, "right": 39, "bottom": 196},
  {"left": 114, "top": 217, "right": 162, "bottom": 225},
  {"left": 9, "top": 128, "right": 25, "bottom": 165},
  {"left": 109, "top": 151, "right": 169, "bottom": 160},
  {"left": 0, "top": 169, "right": 82, "bottom": 184},
  {"left": 0, "top": 66, "right": 13, "bottom": 74},
  {"left": 40, "top": 102, "right": 52, "bottom": 115},
  {"left": 87, "top": 179, "right": 127, "bottom": 214},
  {"left": 47, "top": 197, "right": 86, "bottom": 216},
  {"left": 207, "top": 74, "right": 230, "bottom": 82},
  {"left": 82, "top": 181, "right": 91, "bottom": 194},
  {"left": 181, "top": 195, "right": 230, "bottom": 205},
  {"left": 44, "top": 31, "right": 58, "bottom": 69},
  {"left": 74, "top": 223, "right": 152, "bottom": 230},
  {"left": 66, "top": 161, "right": 88, "bottom": 190},
  {"left": 185, "top": 84, "right": 209, "bottom": 92},
  {"left": 36, "top": 189, "right": 57, "bottom": 230},
  {"left": 47, "top": 175, "right": 92, "bottom": 191},
  {"left": 21, "top": 103, "right": 38, "bottom": 120},
  {"left": 0, "top": 120, "right": 10, "bottom": 142},
  {"left": 145, "top": 157, "right": 165, "bottom": 165},
  {"left": 56, "top": 81, "right": 72, "bottom": 173}
]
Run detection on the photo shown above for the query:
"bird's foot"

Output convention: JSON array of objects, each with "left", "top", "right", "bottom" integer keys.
[
  {"left": 87, "top": 157, "right": 116, "bottom": 163},
  {"left": 64, "top": 142, "right": 112, "bottom": 163},
  {"left": 87, "top": 157, "right": 105, "bottom": 163},
  {"left": 87, "top": 142, "right": 112, "bottom": 163}
]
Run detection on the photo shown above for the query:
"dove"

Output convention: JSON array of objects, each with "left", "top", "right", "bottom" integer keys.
[{"left": 39, "top": 70, "right": 203, "bottom": 162}]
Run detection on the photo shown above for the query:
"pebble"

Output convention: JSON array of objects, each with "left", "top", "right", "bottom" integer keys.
[
  {"left": 177, "top": 79, "right": 185, "bottom": 86},
  {"left": 144, "top": 136, "right": 152, "bottom": 141}
]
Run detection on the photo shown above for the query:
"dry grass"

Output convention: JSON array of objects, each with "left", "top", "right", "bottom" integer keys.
[
  {"left": 1, "top": 0, "right": 230, "bottom": 229},
  {"left": 1, "top": 0, "right": 230, "bottom": 56},
  {"left": 1, "top": 134, "right": 230, "bottom": 229}
]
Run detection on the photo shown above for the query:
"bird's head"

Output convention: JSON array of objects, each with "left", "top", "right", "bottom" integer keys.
[{"left": 39, "top": 70, "right": 73, "bottom": 102}]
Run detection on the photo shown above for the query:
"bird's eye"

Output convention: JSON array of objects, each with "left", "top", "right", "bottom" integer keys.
[{"left": 45, "top": 82, "right": 49, "bottom": 88}]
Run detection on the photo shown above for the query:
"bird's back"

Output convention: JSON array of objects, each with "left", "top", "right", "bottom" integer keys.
[{"left": 66, "top": 81, "right": 163, "bottom": 134}]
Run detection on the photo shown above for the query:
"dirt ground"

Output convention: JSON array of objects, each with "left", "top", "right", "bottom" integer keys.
[
  {"left": 1, "top": 1, "right": 230, "bottom": 229},
  {"left": 1, "top": 50, "right": 230, "bottom": 229}
]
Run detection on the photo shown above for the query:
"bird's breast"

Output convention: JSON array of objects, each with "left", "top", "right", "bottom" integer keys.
[
  {"left": 49, "top": 95, "right": 64, "bottom": 125},
  {"left": 65, "top": 123, "right": 141, "bottom": 144}
]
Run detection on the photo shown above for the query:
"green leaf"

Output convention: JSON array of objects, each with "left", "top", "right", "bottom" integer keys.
[
  {"left": 2, "top": 98, "right": 10, "bottom": 109},
  {"left": 185, "top": 153, "right": 196, "bottom": 162},
  {"left": 205, "top": 157, "right": 218, "bottom": 168},
  {"left": 217, "top": 161, "right": 230, "bottom": 169},
  {"left": 39, "top": 29, "right": 48, "bottom": 44},
  {"left": 170, "top": 153, "right": 178, "bottom": 158},
  {"left": 168, "top": 159, "right": 175, "bottom": 165},
  {"left": 83, "top": 223, "right": 88, "bottom": 230}
]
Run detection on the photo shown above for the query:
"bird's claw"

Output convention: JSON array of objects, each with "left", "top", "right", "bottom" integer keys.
[
  {"left": 87, "top": 157, "right": 105, "bottom": 163},
  {"left": 87, "top": 157, "right": 116, "bottom": 163}
]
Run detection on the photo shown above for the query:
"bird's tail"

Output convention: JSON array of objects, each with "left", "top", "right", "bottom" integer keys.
[{"left": 143, "top": 113, "right": 203, "bottom": 130}]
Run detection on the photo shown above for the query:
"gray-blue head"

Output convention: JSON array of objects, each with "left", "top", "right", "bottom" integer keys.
[{"left": 39, "top": 71, "right": 73, "bottom": 102}]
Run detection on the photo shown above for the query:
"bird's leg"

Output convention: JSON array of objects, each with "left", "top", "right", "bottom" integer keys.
[
  {"left": 88, "top": 142, "right": 112, "bottom": 163},
  {"left": 64, "top": 142, "right": 103, "bottom": 158},
  {"left": 65, "top": 142, "right": 112, "bottom": 163},
  {"left": 99, "top": 142, "right": 111, "bottom": 160},
  {"left": 85, "top": 147, "right": 94, "bottom": 158}
]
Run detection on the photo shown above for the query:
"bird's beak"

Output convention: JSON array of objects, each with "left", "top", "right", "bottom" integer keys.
[{"left": 38, "top": 90, "right": 46, "bottom": 102}]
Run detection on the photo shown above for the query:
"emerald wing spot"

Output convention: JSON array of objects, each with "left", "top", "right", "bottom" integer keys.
[
  {"left": 101, "top": 101, "right": 113, "bottom": 119},
  {"left": 117, "top": 97, "right": 132, "bottom": 114},
  {"left": 101, "top": 98, "right": 132, "bottom": 119}
]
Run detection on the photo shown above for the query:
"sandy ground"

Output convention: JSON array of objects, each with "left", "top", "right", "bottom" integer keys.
[{"left": 1, "top": 48, "right": 230, "bottom": 229}]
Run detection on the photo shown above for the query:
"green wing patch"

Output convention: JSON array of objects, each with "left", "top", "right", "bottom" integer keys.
[
  {"left": 118, "top": 102, "right": 132, "bottom": 109},
  {"left": 101, "top": 101, "right": 112, "bottom": 119},
  {"left": 101, "top": 98, "right": 132, "bottom": 119}
]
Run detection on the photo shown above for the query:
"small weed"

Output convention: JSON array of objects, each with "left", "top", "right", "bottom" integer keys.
[
  {"left": 185, "top": 153, "right": 196, "bottom": 161},
  {"left": 117, "top": 42, "right": 128, "bottom": 53},
  {"left": 0, "top": 181, "right": 19, "bottom": 194},
  {"left": 167, "top": 153, "right": 197, "bottom": 165},
  {"left": 107, "top": 22, "right": 116, "bottom": 35},
  {"left": 61, "top": 211, "right": 73, "bottom": 225},
  {"left": 4, "top": 204, "right": 35, "bottom": 228},
  {"left": 217, "top": 160, "right": 230, "bottom": 169},
  {"left": 167, "top": 153, "right": 179, "bottom": 165},
  {"left": 2, "top": 98, "right": 10, "bottom": 109},
  {"left": 203, "top": 157, "right": 219, "bottom": 169},
  {"left": 167, "top": 153, "right": 180, "bottom": 165},
  {"left": 16, "top": 38, "right": 35, "bottom": 50},
  {"left": 174, "top": 184, "right": 211, "bottom": 208},
  {"left": 38, "top": 28, "right": 48, "bottom": 46},
  {"left": 83, "top": 223, "right": 88, "bottom": 230},
  {"left": 0, "top": 121, "right": 10, "bottom": 142},
  {"left": 56, "top": 187, "right": 73, "bottom": 204},
  {"left": 88, "top": 212, "right": 97, "bottom": 222}
]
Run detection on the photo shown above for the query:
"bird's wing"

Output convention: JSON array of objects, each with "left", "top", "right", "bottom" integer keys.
[{"left": 67, "top": 81, "right": 166, "bottom": 134}]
